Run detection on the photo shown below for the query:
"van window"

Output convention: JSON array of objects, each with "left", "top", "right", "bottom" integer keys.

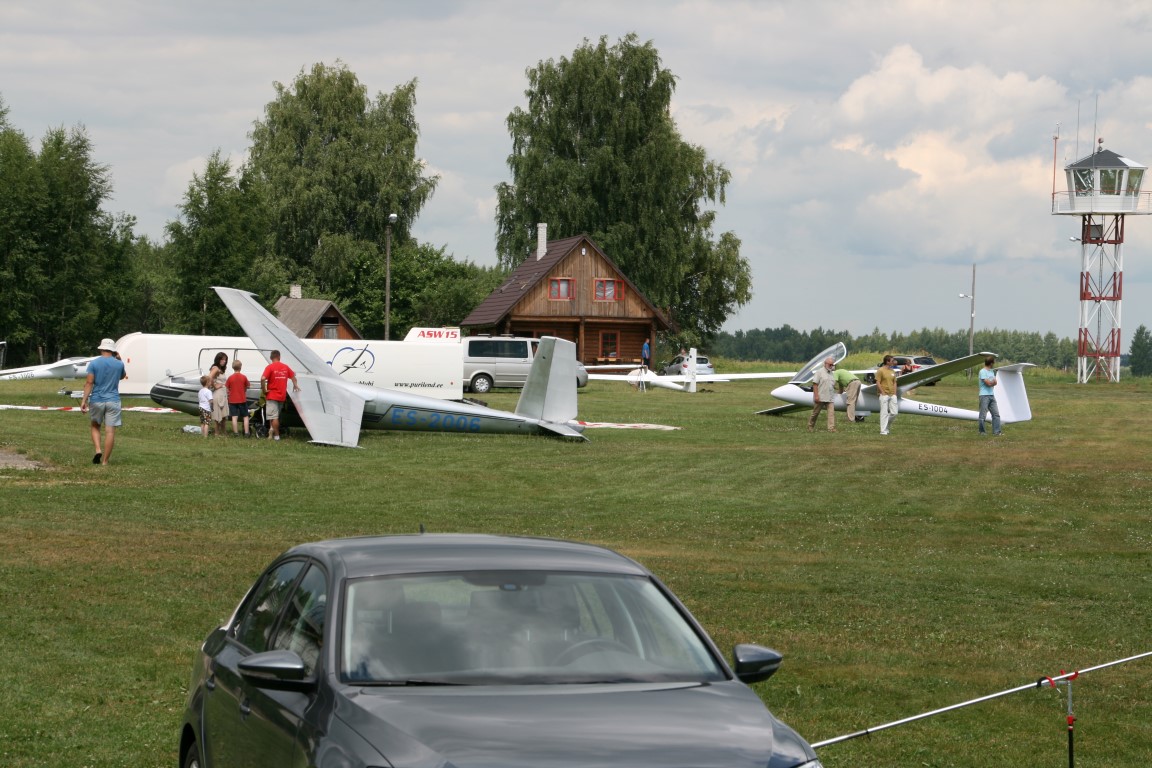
[{"left": 467, "top": 339, "right": 529, "bottom": 359}]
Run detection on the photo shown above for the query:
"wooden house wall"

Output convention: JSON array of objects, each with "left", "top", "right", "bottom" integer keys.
[
  {"left": 303, "top": 315, "right": 360, "bottom": 340},
  {"left": 515, "top": 248, "right": 654, "bottom": 320}
]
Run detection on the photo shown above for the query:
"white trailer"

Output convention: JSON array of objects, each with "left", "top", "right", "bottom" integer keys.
[{"left": 114, "top": 331, "right": 462, "bottom": 399}]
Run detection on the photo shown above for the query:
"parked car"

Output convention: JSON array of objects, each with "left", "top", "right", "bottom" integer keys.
[
  {"left": 178, "top": 533, "right": 823, "bottom": 768},
  {"left": 463, "top": 335, "right": 588, "bottom": 393},
  {"left": 661, "top": 353, "right": 716, "bottom": 377}
]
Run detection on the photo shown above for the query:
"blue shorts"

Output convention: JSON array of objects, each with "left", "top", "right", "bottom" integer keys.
[
  {"left": 89, "top": 400, "right": 122, "bottom": 427},
  {"left": 229, "top": 402, "right": 250, "bottom": 418}
]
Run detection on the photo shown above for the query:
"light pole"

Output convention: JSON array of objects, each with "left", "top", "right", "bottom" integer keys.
[
  {"left": 959, "top": 264, "right": 975, "bottom": 376},
  {"left": 384, "top": 212, "right": 397, "bottom": 340}
]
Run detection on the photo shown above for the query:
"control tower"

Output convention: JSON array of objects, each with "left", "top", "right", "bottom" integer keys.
[{"left": 1052, "top": 143, "right": 1151, "bottom": 382}]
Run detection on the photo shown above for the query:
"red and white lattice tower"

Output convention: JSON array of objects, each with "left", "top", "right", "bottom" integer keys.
[{"left": 1052, "top": 143, "right": 1150, "bottom": 382}]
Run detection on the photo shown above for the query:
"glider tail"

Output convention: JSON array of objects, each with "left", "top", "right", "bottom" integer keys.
[
  {"left": 995, "top": 363, "right": 1035, "bottom": 423},
  {"left": 515, "top": 337, "right": 581, "bottom": 430}
]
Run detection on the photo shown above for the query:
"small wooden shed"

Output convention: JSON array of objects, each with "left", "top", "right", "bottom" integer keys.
[
  {"left": 275, "top": 287, "right": 362, "bottom": 340},
  {"left": 460, "top": 227, "right": 670, "bottom": 365}
]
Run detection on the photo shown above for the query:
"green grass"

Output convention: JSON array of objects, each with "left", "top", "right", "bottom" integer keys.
[{"left": 1, "top": 370, "right": 1151, "bottom": 767}]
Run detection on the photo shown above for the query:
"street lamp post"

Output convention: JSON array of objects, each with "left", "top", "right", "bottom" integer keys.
[
  {"left": 959, "top": 264, "right": 975, "bottom": 377},
  {"left": 384, "top": 212, "right": 397, "bottom": 340}
]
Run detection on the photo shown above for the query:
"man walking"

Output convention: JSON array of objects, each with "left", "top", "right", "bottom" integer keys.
[
  {"left": 833, "top": 364, "right": 862, "bottom": 423},
  {"left": 80, "top": 337, "right": 126, "bottom": 465},
  {"left": 978, "top": 355, "right": 1002, "bottom": 436},
  {"left": 808, "top": 356, "right": 837, "bottom": 432},
  {"left": 641, "top": 337, "right": 651, "bottom": 370},
  {"left": 261, "top": 350, "right": 300, "bottom": 441},
  {"left": 876, "top": 354, "right": 899, "bottom": 435}
]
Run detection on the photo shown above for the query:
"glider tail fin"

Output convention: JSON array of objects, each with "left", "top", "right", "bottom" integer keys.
[
  {"left": 515, "top": 337, "right": 579, "bottom": 425},
  {"left": 995, "top": 363, "right": 1036, "bottom": 423}
]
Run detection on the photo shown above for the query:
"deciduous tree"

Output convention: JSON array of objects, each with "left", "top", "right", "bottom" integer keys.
[{"left": 495, "top": 34, "right": 750, "bottom": 344}]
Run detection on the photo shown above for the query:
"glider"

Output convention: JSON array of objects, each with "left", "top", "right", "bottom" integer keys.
[
  {"left": 0, "top": 357, "right": 94, "bottom": 382},
  {"left": 759, "top": 352, "right": 1034, "bottom": 424},
  {"left": 586, "top": 344, "right": 848, "bottom": 393},
  {"left": 149, "top": 287, "right": 586, "bottom": 446}
]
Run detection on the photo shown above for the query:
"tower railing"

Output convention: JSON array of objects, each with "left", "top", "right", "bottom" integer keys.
[{"left": 1051, "top": 191, "right": 1152, "bottom": 214}]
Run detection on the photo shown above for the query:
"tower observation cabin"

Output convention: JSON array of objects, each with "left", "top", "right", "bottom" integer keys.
[{"left": 1051, "top": 144, "right": 1151, "bottom": 382}]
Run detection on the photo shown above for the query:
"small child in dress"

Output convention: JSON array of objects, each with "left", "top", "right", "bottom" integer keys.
[{"left": 198, "top": 374, "right": 213, "bottom": 437}]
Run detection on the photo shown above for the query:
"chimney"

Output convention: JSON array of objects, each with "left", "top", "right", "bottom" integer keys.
[
  {"left": 536, "top": 223, "right": 547, "bottom": 261},
  {"left": 289, "top": 284, "right": 303, "bottom": 299}
]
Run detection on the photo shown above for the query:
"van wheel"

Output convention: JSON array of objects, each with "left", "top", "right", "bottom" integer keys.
[{"left": 470, "top": 374, "right": 493, "bottom": 394}]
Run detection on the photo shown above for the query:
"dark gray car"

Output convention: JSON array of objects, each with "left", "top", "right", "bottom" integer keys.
[{"left": 179, "top": 533, "right": 823, "bottom": 768}]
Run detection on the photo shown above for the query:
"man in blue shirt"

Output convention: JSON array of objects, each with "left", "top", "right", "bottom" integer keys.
[
  {"left": 81, "top": 338, "right": 127, "bottom": 464},
  {"left": 641, "top": 338, "right": 651, "bottom": 370},
  {"left": 978, "top": 355, "right": 1002, "bottom": 436}
]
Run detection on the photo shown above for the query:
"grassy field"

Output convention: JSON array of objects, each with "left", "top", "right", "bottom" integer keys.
[{"left": 1, "top": 364, "right": 1150, "bottom": 767}]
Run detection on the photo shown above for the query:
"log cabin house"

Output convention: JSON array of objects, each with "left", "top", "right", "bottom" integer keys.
[
  {"left": 275, "top": 285, "right": 363, "bottom": 340},
  {"left": 460, "top": 225, "right": 671, "bottom": 365}
]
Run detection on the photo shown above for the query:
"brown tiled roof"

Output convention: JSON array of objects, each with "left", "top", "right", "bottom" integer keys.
[
  {"left": 274, "top": 296, "right": 362, "bottom": 338},
  {"left": 460, "top": 234, "right": 669, "bottom": 329}
]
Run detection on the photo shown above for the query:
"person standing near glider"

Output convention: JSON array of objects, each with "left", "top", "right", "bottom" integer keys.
[
  {"left": 876, "top": 355, "right": 898, "bottom": 436},
  {"left": 808, "top": 356, "right": 837, "bottom": 433},
  {"left": 978, "top": 355, "right": 1002, "bottom": 436},
  {"left": 261, "top": 350, "right": 299, "bottom": 441}
]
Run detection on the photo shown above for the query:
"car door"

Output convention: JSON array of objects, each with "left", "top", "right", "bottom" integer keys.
[
  {"left": 495, "top": 339, "right": 532, "bottom": 387},
  {"left": 202, "top": 559, "right": 327, "bottom": 768}
]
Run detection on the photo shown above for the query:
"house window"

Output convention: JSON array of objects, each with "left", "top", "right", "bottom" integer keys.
[
  {"left": 550, "top": 278, "right": 574, "bottom": 300},
  {"left": 322, "top": 323, "right": 339, "bottom": 340},
  {"left": 594, "top": 279, "right": 623, "bottom": 301},
  {"left": 600, "top": 331, "right": 618, "bottom": 359}
]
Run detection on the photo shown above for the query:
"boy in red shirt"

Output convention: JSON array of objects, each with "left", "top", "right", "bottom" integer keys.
[{"left": 226, "top": 360, "right": 252, "bottom": 437}]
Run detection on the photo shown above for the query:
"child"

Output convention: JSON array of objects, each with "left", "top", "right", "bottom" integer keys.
[
  {"left": 197, "top": 375, "right": 213, "bottom": 437},
  {"left": 226, "top": 359, "right": 251, "bottom": 437}
]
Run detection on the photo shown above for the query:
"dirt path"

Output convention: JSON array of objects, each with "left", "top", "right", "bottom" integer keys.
[{"left": 0, "top": 449, "right": 44, "bottom": 469}]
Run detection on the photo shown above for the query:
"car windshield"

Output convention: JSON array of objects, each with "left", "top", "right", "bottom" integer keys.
[{"left": 341, "top": 571, "right": 726, "bottom": 685}]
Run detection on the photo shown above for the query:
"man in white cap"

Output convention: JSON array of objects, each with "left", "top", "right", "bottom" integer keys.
[{"left": 80, "top": 337, "right": 126, "bottom": 465}]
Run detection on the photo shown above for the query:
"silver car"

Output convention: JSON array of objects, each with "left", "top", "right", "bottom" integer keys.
[{"left": 661, "top": 354, "right": 716, "bottom": 377}]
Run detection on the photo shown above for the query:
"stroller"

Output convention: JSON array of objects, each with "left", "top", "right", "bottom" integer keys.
[{"left": 249, "top": 393, "right": 271, "bottom": 438}]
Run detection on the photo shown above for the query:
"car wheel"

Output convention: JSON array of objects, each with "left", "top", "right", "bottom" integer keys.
[
  {"left": 183, "top": 743, "right": 201, "bottom": 768},
  {"left": 470, "top": 374, "right": 493, "bottom": 394}
]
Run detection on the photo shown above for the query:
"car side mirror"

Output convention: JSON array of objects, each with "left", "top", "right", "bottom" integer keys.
[
  {"left": 238, "top": 649, "right": 316, "bottom": 692},
  {"left": 732, "top": 644, "right": 783, "bottom": 684}
]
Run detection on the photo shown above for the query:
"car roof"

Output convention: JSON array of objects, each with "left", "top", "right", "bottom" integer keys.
[{"left": 283, "top": 533, "right": 651, "bottom": 580}]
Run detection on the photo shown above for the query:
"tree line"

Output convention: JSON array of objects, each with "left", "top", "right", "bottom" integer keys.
[
  {"left": 712, "top": 324, "right": 1152, "bottom": 372},
  {"left": 1, "top": 36, "right": 752, "bottom": 369}
]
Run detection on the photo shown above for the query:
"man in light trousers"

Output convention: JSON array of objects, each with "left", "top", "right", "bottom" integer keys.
[{"left": 876, "top": 354, "right": 899, "bottom": 435}]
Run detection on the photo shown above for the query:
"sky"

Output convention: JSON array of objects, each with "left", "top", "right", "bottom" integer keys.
[{"left": 3, "top": 0, "right": 1152, "bottom": 342}]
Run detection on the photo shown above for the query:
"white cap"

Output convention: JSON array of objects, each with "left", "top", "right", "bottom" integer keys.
[{"left": 97, "top": 338, "right": 117, "bottom": 352}]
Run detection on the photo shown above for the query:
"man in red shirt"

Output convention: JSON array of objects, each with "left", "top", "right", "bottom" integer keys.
[{"left": 260, "top": 350, "right": 300, "bottom": 441}]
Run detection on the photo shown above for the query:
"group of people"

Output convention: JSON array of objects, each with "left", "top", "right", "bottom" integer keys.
[
  {"left": 80, "top": 336, "right": 300, "bottom": 465},
  {"left": 196, "top": 350, "right": 300, "bottom": 440},
  {"left": 808, "top": 354, "right": 1003, "bottom": 436},
  {"left": 197, "top": 352, "right": 251, "bottom": 438}
]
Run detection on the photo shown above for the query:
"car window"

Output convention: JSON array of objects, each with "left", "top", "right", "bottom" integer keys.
[
  {"left": 233, "top": 560, "right": 307, "bottom": 653},
  {"left": 342, "top": 571, "right": 725, "bottom": 685},
  {"left": 271, "top": 564, "right": 328, "bottom": 674}
]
